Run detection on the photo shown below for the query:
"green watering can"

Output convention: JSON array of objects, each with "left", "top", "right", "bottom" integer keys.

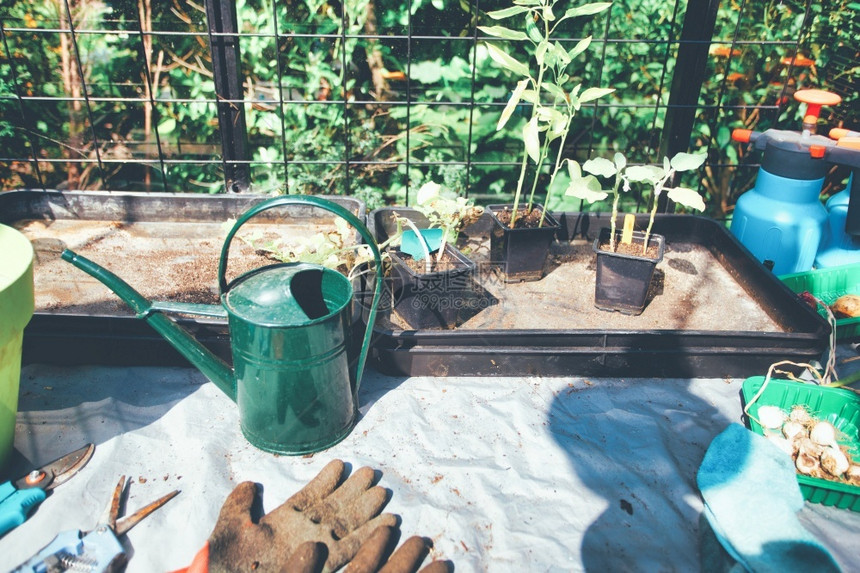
[{"left": 61, "top": 196, "right": 383, "bottom": 455}]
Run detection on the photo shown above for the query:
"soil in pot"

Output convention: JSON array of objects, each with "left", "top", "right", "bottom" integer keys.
[
  {"left": 597, "top": 237, "right": 662, "bottom": 259},
  {"left": 385, "top": 246, "right": 482, "bottom": 330},
  {"left": 492, "top": 206, "right": 550, "bottom": 229},
  {"left": 391, "top": 248, "right": 464, "bottom": 274},
  {"left": 489, "top": 204, "right": 560, "bottom": 282}
]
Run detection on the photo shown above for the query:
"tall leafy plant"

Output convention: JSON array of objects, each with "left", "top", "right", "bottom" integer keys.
[{"left": 478, "top": 0, "right": 614, "bottom": 226}]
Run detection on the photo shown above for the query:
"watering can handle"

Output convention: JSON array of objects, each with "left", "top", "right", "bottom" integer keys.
[{"left": 218, "top": 196, "right": 384, "bottom": 393}]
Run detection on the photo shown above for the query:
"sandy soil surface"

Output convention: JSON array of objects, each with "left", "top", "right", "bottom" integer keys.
[
  {"left": 16, "top": 216, "right": 780, "bottom": 333},
  {"left": 15, "top": 218, "right": 342, "bottom": 315}
]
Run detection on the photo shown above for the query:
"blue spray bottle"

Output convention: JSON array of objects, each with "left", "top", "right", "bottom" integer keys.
[
  {"left": 815, "top": 128, "right": 860, "bottom": 268},
  {"left": 729, "top": 89, "right": 843, "bottom": 275}
]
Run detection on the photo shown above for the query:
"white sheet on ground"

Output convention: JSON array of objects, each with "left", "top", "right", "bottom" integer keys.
[{"left": 2, "top": 363, "right": 859, "bottom": 572}]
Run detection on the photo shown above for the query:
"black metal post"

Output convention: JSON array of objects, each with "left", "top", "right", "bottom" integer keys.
[
  {"left": 205, "top": 0, "right": 250, "bottom": 193},
  {"left": 657, "top": 0, "right": 720, "bottom": 211}
]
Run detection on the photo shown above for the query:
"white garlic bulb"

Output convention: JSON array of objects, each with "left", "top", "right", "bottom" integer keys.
[
  {"left": 796, "top": 451, "right": 821, "bottom": 476},
  {"left": 782, "top": 420, "right": 806, "bottom": 441},
  {"left": 757, "top": 405, "right": 787, "bottom": 430},
  {"left": 820, "top": 446, "right": 850, "bottom": 477},
  {"left": 796, "top": 437, "right": 822, "bottom": 455},
  {"left": 809, "top": 421, "right": 838, "bottom": 447}
]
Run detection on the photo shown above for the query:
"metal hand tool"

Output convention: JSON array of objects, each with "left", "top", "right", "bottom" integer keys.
[
  {"left": 0, "top": 444, "right": 95, "bottom": 536},
  {"left": 13, "top": 475, "right": 179, "bottom": 573}
]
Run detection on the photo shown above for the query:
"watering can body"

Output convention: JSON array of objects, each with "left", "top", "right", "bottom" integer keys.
[
  {"left": 226, "top": 262, "right": 358, "bottom": 453},
  {"left": 62, "top": 196, "right": 382, "bottom": 455}
]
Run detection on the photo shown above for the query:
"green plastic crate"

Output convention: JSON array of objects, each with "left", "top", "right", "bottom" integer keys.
[
  {"left": 780, "top": 264, "right": 860, "bottom": 340},
  {"left": 741, "top": 376, "right": 860, "bottom": 511}
]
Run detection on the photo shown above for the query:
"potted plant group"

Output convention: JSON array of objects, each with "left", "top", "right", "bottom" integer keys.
[
  {"left": 479, "top": 0, "right": 615, "bottom": 281},
  {"left": 384, "top": 182, "right": 485, "bottom": 329},
  {"left": 566, "top": 150, "right": 707, "bottom": 314}
]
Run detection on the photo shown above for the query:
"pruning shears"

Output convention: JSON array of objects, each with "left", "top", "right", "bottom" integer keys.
[
  {"left": 12, "top": 475, "right": 179, "bottom": 573},
  {"left": 0, "top": 443, "right": 95, "bottom": 536}
]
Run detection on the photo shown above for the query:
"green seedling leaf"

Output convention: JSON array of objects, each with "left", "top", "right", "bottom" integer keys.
[
  {"left": 549, "top": 113, "right": 569, "bottom": 138},
  {"left": 536, "top": 40, "right": 549, "bottom": 66},
  {"left": 613, "top": 152, "right": 627, "bottom": 171},
  {"left": 519, "top": 88, "right": 539, "bottom": 103},
  {"left": 552, "top": 41, "right": 571, "bottom": 67},
  {"left": 542, "top": 4, "right": 556, "bottom": 21},
  {"left": 579, "top": 87, "right": 615, "bottom": 103},
  {"left": 563, "top": 2, "right": 612, "bottom": 19},
  {"left": 477, "top": 25, "right": 529, "bottom": 41},
  {"left": 542, "top": 81, "right": 567, "bottom": 102},
  {"left": 567, "top": 36, "right": 592, "bottom": 60},
  {"left": 486, "top": 5, "right": 530, "bottom": 18},
  {"left": 401, "top": 228, "right": 444, "bottom": 260},
  {"left": 582, "top": 156, "right": 617, "bottom": 178},
  {"left": 567, "top": 158, "right": 581, "bottom": 180},
  {"left": 497, "top": 79, "right": 529, "bottom": 131},
  {"left": 416, "top": 180, "right": 442, "bottom": 205},
  {"left": 565, "top": 172, "right": 608, "bottom": 203},
  {"left": 663, "top": 156, "right": 671, "bottom": 172},
  {"left": 670, "top": 151, "right": 708, "bottom": 172},
  {"left": 524, "top": 116, "right": 541, "bottom": 162},
  {"left": 486, "top": 42, "right": 531, "bottom": 77},
  {"left": 536, "top": 105, "right": 565, "bottom": 124},
  {"left": 525, "top": 14, "right": 543, "bottom": 43},
  {"left": 667, "top": 186, "right": 706, "bottom": 211},
  {"left": 626, "top": 164, "right": 665, "bottom": 183}
]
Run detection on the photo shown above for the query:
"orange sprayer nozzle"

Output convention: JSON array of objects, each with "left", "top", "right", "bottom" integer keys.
[
  {"left": 732, "top": 129, "right": 753, "bottom": 143},
  {"left": 809, "top": 145, "right": 827, "bottom": 159},
  {"left": 830, "top": 128, "right": 860, "bottom": 141}
]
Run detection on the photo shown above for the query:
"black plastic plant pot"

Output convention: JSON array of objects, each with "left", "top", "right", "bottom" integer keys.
[
  {"left": 389, "top": 244, "right": 477, "bottom": 330},
  {"left": 488, "top": 204, "right": 560, "bottom": 282},
  {"left": 593, "top": 227, "right": 665, "bottom": 316}
]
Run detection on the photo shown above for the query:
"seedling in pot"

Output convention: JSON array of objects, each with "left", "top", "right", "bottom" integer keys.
[
  {"left": 393, "top": 181, "right": 483, "bottom": 272},
  {"left": 410, "top": 181, "right": 483, "bottom": 258},
  {"left": 565, "top": 150, "right": 708, "bottom": 253},
  {"left": 480, "top": 0, "right": 614, "bottom": 227},
  {"left": 226, "top": 216, "right": 384, "bottom": 282}
]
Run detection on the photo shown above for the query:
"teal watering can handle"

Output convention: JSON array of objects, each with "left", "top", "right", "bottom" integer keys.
[{"left": 218, "top": 196, "right": 384, "bottom": 393}]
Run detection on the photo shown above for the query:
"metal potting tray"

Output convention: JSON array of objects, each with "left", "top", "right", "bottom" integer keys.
[
  {"left": 1, "top": 190, "right": 365, "bottom": 367},
  {"left": 367, "top": 209, "right": 831, "bottom": 378}
]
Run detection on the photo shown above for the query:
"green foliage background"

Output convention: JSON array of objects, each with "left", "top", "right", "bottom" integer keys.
[{"left": 1, "top": 0, "right": 857, "bottom": 217}]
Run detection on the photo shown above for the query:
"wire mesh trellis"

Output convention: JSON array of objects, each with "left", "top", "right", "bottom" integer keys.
[{"left": 0, "top": 0, "right": 856, "bottom": 216}]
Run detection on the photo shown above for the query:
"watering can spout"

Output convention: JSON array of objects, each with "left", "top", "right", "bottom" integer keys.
[{"left": 60, "top": 249, "right": 237, "bottom": 401}]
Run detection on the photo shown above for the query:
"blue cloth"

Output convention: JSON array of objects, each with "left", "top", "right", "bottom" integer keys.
[{"left": 697, "top": 424, "right": 841, "bottom": 573}]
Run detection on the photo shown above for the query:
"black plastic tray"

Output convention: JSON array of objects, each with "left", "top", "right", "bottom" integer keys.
[
  {"left": 1, "top": 190, "right": 365, "bottom": 367},
  {"left": 367, "top": 209, "right": 830, "bottom": 378}
]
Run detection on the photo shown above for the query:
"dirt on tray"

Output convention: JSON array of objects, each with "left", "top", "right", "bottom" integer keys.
[
  {"left": 15, "top": 218, "right": 343, "bottom": 316},
  {"left": 381, "top": 229, "right": 781, "bottom": 333},
  {"left": 17, "top": 216, "right": 781, "bottom": 333}
]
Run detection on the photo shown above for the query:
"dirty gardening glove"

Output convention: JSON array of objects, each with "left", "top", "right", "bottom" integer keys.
[
  {"left": 345, "top": 525, "right": 451, "bottom": 573},
  {"left": 182, "top": 459, "right": 397, "bottom": 573}
]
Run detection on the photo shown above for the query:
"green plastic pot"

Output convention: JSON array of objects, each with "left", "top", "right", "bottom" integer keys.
[{"left": 0, "top": 224, "right": 34, "bottom": 469}]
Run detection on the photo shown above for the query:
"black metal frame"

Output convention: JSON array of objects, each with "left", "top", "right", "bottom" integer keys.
[{"left": 0, "top": 0, "right": 836, "bottom": 207}]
